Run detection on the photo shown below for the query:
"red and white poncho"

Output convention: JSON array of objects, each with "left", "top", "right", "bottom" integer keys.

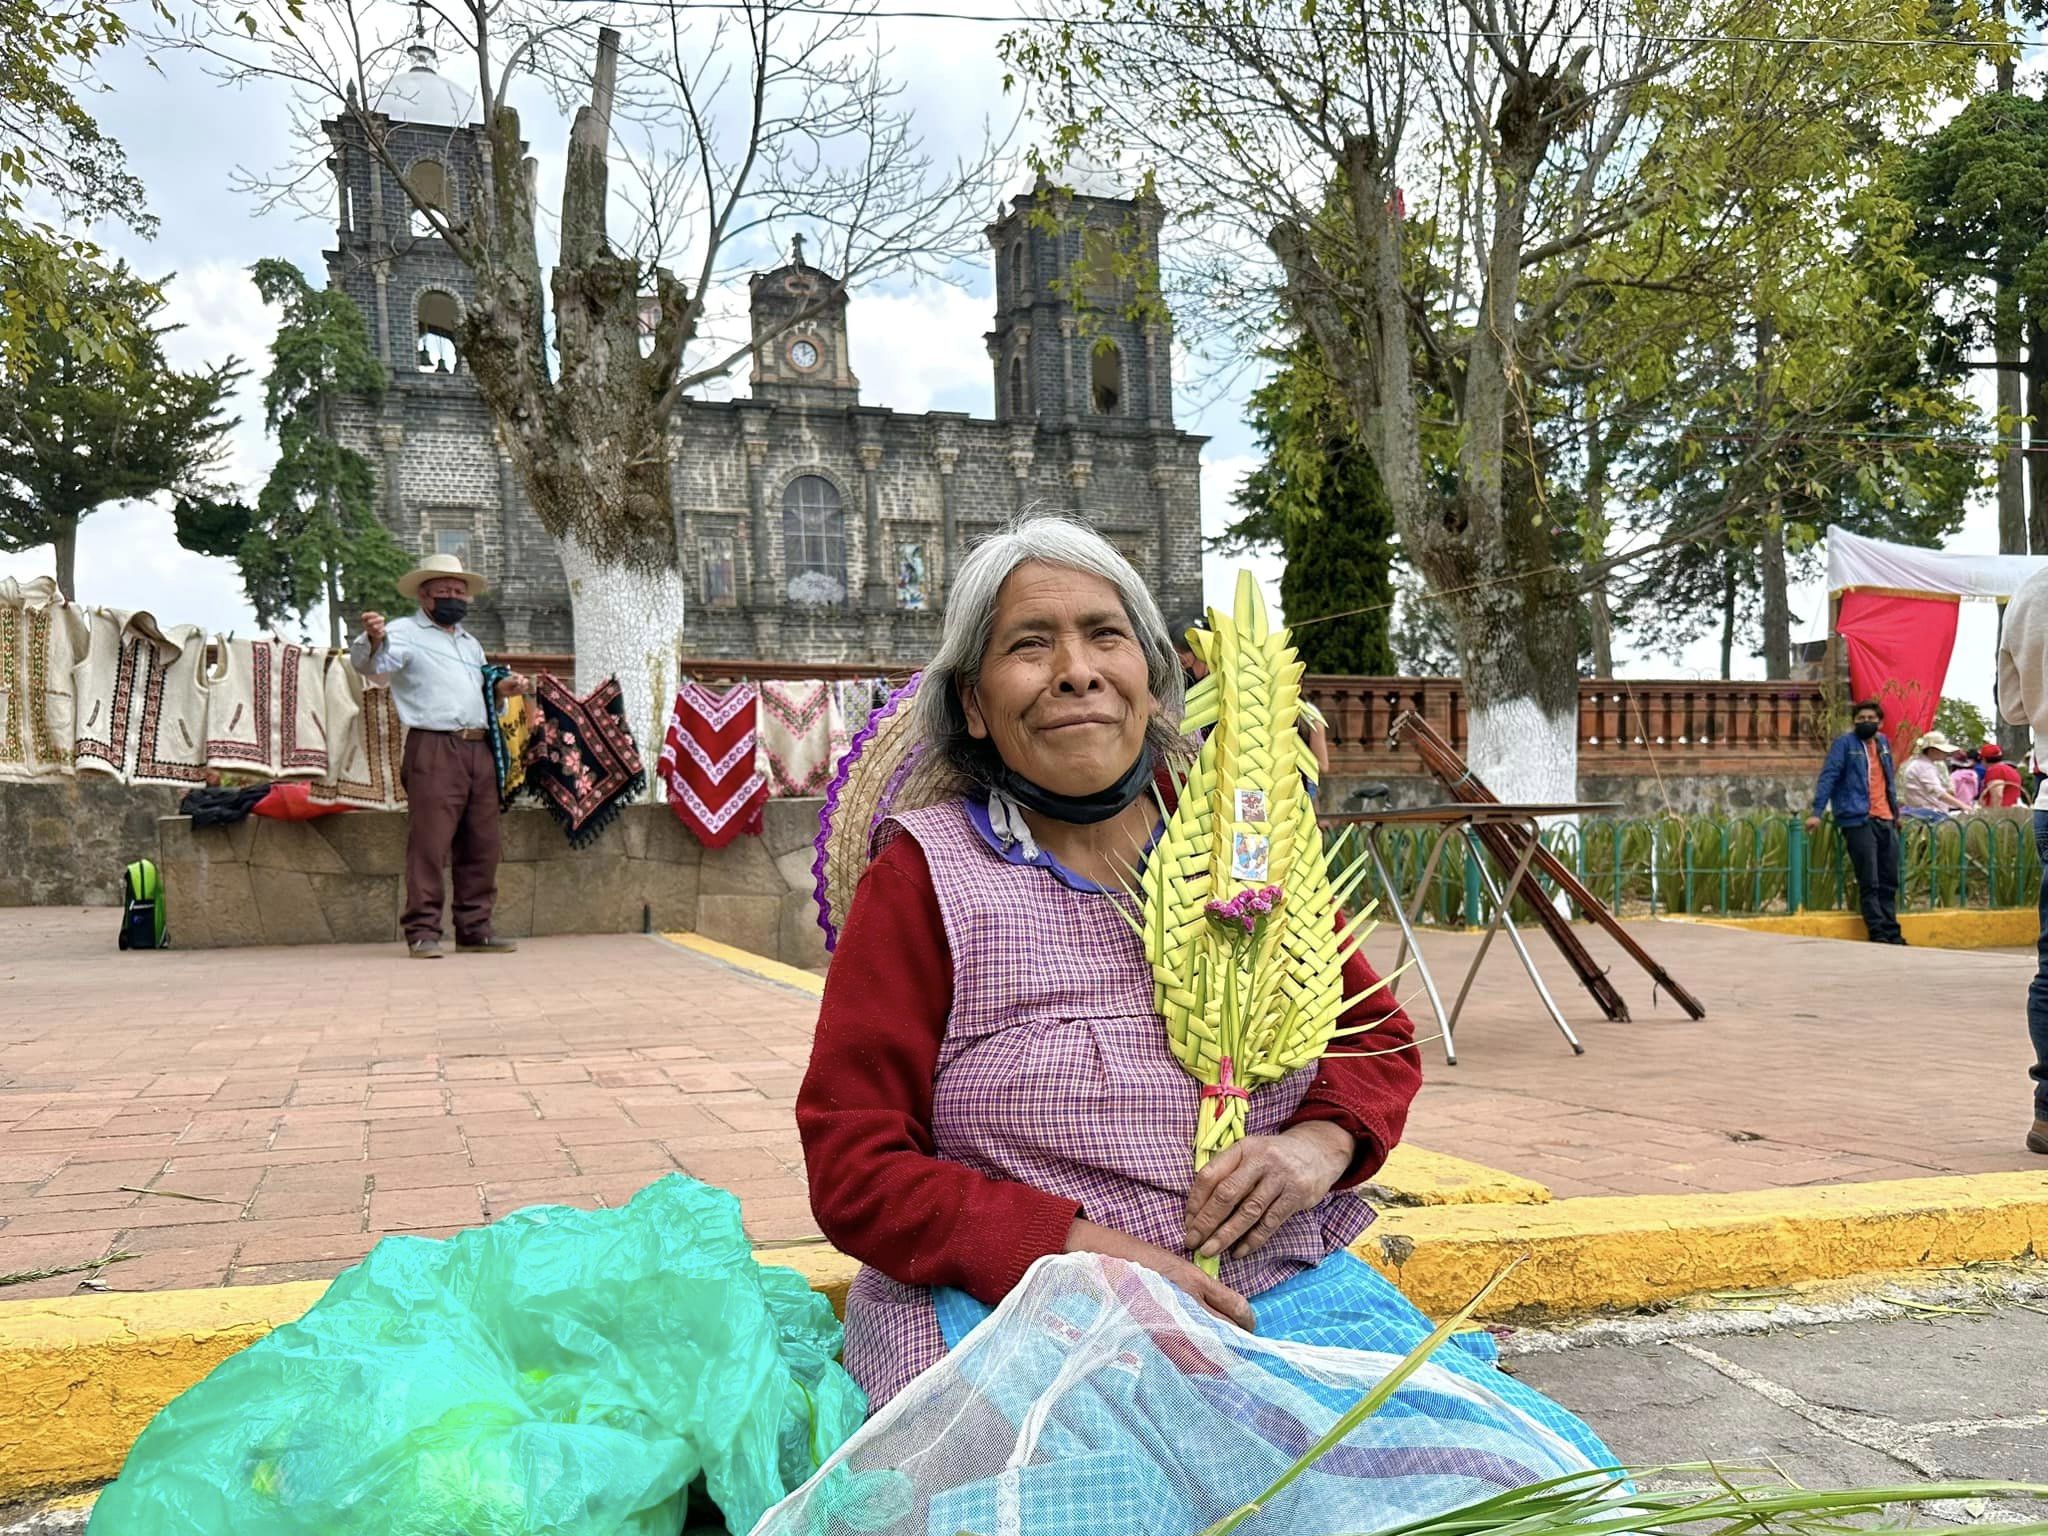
[{"left": 659, "top": 682, "right": 768, "bottom": 848}]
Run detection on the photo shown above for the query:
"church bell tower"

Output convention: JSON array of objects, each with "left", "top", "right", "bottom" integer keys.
[{"left": 985, "top": 164, "right": 1174, "bottom": 429}]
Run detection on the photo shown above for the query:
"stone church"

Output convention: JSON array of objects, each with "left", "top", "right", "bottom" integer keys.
[{"left": 322, "top": 37, "right": 1206, "bottom": 661}]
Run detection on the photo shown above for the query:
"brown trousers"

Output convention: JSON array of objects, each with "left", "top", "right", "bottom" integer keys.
[{"left": 399, "top": 732, "right": 501, "bottom": 944}]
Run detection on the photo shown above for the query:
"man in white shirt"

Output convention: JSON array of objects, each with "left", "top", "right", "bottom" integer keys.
[
  {"left": 350, "top": 553, "right": 528, "bottom": 959},
  {"left": 1996, "top": 565, "right": 2048, "bottom": 1154}
]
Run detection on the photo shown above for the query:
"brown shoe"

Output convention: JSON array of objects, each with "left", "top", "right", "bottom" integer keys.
[
  {"left": 2029, "top": 1119, "right": 2048, "bottom": 1155},
  {"left": 408, "top": 939, "right": 443, "bottom": 959},
  {"left": 456, "top": 935, "right": 518, "bottom": 954}
]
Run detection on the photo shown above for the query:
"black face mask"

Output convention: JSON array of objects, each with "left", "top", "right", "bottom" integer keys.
[
  {"left": 429, "top": 597, "right": 469, "bottom": 628},
  {"left": 986, "top": 743, "right": 1156, "bottom": 826},
  {"left": 1854, "top": 721, "right": 1881, "bottom": 741}
]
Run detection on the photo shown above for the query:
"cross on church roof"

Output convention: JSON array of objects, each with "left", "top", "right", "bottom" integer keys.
[
  {"left": 790, "top": 233, "right": 807, "bottom": 269},
  {"left": 411, "top": 0, "right": 428, "bottom": 37}
]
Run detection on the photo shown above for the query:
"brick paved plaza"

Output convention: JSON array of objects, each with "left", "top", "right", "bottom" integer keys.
[{"left": 0, "top": 907, "right": 2039, "bottom": 1299}]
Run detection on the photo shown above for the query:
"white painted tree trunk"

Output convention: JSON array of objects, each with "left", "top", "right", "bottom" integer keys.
[
  {"left": 1466, "top": 696, "right": 1578, "bottom": 807},
  {"left": 556, "top": 532, "right": 688, "bottom": 799}
]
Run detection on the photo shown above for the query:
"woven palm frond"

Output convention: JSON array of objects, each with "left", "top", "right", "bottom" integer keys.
[{"left": 1143, "top": 572, "right": 1393, "bottom": 1268}]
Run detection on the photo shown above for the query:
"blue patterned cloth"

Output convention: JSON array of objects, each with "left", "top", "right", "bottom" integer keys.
[{"left": 936, "top": 1251, "right": 1614, "bottom": 1473}]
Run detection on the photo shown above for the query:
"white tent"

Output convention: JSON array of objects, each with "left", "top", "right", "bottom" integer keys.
[{"left": 1826, "top": 524, "right": 2048, "bottom": 601}]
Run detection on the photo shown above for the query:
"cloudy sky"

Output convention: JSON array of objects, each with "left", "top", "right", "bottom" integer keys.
[{"left": 0, "top": 5, "right": 2012, "bottom": 710}]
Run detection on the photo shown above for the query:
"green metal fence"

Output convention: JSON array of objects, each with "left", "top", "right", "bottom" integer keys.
[{"left": 1328, "top": 813, "right": 2042, "bottom": 926}]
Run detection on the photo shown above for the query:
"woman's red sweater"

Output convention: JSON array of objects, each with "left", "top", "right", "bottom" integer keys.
[{"left": 795, "top": 834, "right": 1423, "bottom": 1306}]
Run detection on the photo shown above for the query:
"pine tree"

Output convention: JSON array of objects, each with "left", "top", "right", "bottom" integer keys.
[
  {"left": 0, "top": 261, "right": 244, "bottom": 598},
  {"left": 235, "top": 258, "right": 409, "bottom": 646},
  {"left": 1221, "top": 339, "right": 1395, "bottom": 675}
]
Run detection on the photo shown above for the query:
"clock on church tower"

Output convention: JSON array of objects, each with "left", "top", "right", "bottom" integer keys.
[{"left": 748, "top": 238, "right": 861, "bottom": 405}]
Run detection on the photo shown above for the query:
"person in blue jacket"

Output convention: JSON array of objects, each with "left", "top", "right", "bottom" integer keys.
[{"left": 1805, "top": 699, "right": 1904, "bottom": 944}]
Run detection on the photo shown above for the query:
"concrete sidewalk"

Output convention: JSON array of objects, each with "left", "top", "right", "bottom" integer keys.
[{"left": 1510, "top": 1294, "right": 2048, "bottom": 1504}]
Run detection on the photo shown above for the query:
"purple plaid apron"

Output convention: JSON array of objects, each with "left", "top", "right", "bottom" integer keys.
[{"left": 842, "top": 797, "right": 1375, "bottom": 1409}]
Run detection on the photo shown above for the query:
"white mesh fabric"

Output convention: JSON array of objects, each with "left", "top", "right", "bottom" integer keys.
[{"left": 753, "top": 1254, "right": 1600, "bottom": 1536}]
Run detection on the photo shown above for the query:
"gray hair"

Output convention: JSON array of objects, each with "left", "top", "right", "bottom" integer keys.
[{"left": 915, "top": 513, "right": 1189, "bottom": 781}]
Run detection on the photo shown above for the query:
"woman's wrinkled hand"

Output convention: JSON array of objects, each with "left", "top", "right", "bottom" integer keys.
[
  {"left": 1064, "top": 1217, "right": 1255, "bottom": 1331},
  {"left": 1184, "top": 1123, "right": 1356, "bottom": 1262}
]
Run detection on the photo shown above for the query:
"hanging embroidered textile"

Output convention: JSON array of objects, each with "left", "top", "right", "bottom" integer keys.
[
  {"left": 659, "top": 682, "right": 768, "bottom": 848},
  {"left": 758, "top": 679, "right": 844, "bottom": 798},
  {"left": 201, "top": 636, "right": 330, "bottom": 779},
  {"left": 482, "top": 664, "right": 532, "bottom": 810},
  {"left": 0, "top": 576, "right": 88, "bottom": 781},
  {"left": 526, "top": 673, "right": 645, "bottom": 848},
  {"left": 309, "top": 656, "right": 407, "bottom": 810},
  {"left": 831, "top": 677, "right": 888, "bottom": 765},
  {"left": 72, "top": 610, "right": 211, "bottom": 786}
]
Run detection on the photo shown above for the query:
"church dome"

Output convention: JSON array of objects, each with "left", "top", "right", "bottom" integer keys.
[
  {"left": 1017, "top": 147, "right": 1130, "bottom": 200},
  {"left": 375, "top": 39, "right": 477, "bottom": 126}
]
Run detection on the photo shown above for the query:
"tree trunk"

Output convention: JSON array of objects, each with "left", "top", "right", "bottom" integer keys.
[
  {"left": 1751, "top": 305, "right": 1792, "bottom": 680},
  {"left": 1583, "top": 402, "right": 1615, "bottom": 678},
  {"left": 1719, "top": 557, "right": 1737, "bottom": 681},
  {"left": 2027, "top": 320, "right": 2048, "bottom": 556},
  {"left": 556, "top": 531, "right": 688, "bottom": 776},
  {"left": 52, "top": 516, "right": 78, "bottom": 601},
  {"left": 1759, "top": 510, "right": 1792, "bottom": 680},
  {"left": 1993, "top": 233, "right": 2026, "bottom": 559},
  {"left": 453, "top": 27, "right": 694, "bottom": 782}
]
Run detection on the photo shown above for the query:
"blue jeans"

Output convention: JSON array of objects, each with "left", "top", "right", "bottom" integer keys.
[{"left": 2031, "top": 813, "right": 2048, "bottom": 1117}]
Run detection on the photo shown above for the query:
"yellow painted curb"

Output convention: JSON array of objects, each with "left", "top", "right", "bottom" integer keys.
[
  {"left": 661, "top": 930, "right": 825, "bottom": 994},
  {"left": 1676, "top": 908, "right": 2038, "bottom": 949},
  {"left": 1364, "top": 1145, "right": 1552, "bottom": 1206},
  {"left": 1353, "top": 1170, "right": 2048, "bottom": 1320},
  {"left": 12, "top": 1172, "right": 2048, "bottom": 1501},
  {"left": 0, "top": 1281, "right": 328, "bottom": 1498}
]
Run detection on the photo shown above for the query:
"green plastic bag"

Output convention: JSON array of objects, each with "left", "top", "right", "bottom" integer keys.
[{"left": 88, "top": 1176, "right": 865, "bottom": 1536}]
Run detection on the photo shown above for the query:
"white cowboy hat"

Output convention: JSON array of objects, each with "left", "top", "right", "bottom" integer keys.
[
  {"left": 1918, "top": 729, "right": 1959, "bottom": 755},
  {"left": 396, "top": 551, "right": 490, "bottom": 600}
]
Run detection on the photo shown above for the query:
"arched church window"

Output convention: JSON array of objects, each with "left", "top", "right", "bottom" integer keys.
[
  {"left": 1010, "top": 241, "right": 1026, "bottom": 300},
  {"left": 1091, "top": 341, "right": 1122, "bottom": 415},
  {"left": 1081, "top": 227, "right": 1118, "bottom": 299},
  {"left": 782, "top": 475, "right": 848, "bottom": 606},
  {"left": 1008, "top": 353, "right": 1027, "bottom": 416},
  {"left": 406, "top": 159, "right": 450, "bottom": 239},
  {"left": 416, "top": 289, "right": 461, "bottom": 373}
]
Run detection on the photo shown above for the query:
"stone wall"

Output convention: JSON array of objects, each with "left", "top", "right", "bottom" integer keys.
[
  {"left": 329, "top": 391, "right": 1206, "bottom": 664},
  {"left": 156, "top": 798, "right": 832, "bottom": 966},
  {"left": 0, "top": 779, "right": 185, "bottom": 906}
]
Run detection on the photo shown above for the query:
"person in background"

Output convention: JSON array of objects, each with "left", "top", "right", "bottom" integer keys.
[
  {"left": 1981, "top": 742, "right": 2025, "bottom": 809},
  {"left": 351, "top": 552, "right": 529, "bottom": 959},
  {"left": 1899, "top": 731, "right": 1968, "bottom": 820},
  {"left": 1950, "top": 751, "right": 1981, "bottom": 810},
  {"left": 1805, "top": 700, "right": 1903, "bottom": 945},
  {"left": 1996, "top": 565, "right": 2048, "bottom": 1156}
]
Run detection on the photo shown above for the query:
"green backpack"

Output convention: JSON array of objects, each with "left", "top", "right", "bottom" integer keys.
[{"left": 119, "top": 859, "right": 168, "bottom": 950}]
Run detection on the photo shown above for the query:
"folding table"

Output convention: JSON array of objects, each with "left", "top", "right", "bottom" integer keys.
[{"left": 1323, "top": 802, "right": 1620, "bottom": 1065}]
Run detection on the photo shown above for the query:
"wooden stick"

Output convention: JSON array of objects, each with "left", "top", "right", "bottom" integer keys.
[
  {"left": 1390, "top": 715, "right": 1630, "bottom": 1021},
  {"left": 1392, "top": 711, "right": 1708, "bottom": 1021}
]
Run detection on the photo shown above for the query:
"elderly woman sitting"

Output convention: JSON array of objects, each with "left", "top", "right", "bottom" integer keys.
[{"left": 797, "top": 517, "right": 1607, "bottom": 1461}]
